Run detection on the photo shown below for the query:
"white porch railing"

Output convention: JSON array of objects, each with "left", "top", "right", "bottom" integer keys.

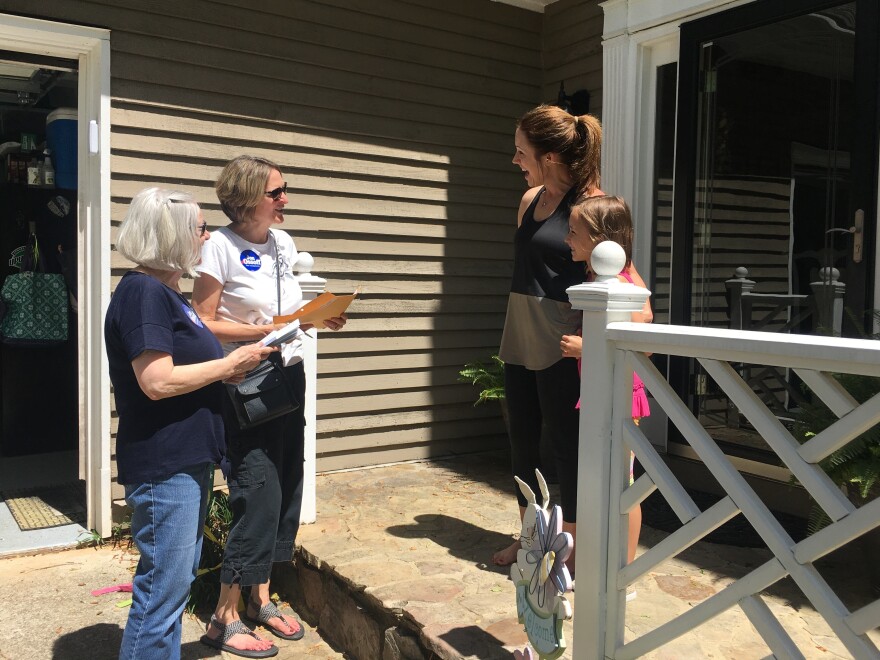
[{"left": 569, "top": 244, "right": 880, "bottom": 659}]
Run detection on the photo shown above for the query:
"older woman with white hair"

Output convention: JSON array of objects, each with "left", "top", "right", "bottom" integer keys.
[{"left": 105, "top": 187, "right": 275, "bottom": 660}]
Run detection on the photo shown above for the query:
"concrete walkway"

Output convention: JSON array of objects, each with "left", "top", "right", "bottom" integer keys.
[
  {"left": 0, "top": 544, "right": 343, "bottom": 659},
  {"left": 0, "top": 451, "right": 877, "bottom": 659}
]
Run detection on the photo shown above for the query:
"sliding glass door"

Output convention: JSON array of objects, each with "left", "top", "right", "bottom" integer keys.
[{"left": 669, "top": 0, "right": 879, "bottom": 463}]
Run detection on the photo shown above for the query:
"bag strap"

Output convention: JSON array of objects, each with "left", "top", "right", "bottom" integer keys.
[{"left": 270, "top": 230, "right": 282, "bottom": 316}]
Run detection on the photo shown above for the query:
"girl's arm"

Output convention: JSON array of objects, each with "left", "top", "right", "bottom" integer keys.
[
  {"left": 625, "top": 263, "right": 653, "bottom": 324},
  {"left": 561, "top": 328, "right": 582, "bottom": 359}
]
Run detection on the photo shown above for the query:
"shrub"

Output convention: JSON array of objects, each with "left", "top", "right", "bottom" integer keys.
[{"left": 459, "top": 355, "right": 505, "bottom": 405}]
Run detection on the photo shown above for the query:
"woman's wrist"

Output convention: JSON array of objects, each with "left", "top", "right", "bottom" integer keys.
[{"left": 253, "top": 324, "right": 274, "bottom": 338}]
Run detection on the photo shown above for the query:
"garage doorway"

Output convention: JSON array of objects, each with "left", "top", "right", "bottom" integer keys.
[{"left": 0, "top": 14, "right": 110, "bottom": 552}]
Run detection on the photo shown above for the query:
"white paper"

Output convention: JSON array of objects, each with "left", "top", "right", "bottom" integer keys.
[{"left": 260, "top": 322, "right": 301, "bottom": 348}]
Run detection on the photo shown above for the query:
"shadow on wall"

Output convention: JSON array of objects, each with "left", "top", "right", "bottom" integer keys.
[{"left": 93, "top": 0, "right": 543, "bottom": 472}]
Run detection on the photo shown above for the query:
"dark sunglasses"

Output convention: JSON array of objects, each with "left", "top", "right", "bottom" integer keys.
[
  {"left": 264, "top": 183, "right": 288, "bottom": 200},
  {"left": 197, "top": 222, "right": 208, "bottom": 236}
]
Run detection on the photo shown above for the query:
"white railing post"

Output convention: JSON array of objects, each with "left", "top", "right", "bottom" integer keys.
[
  {"left": 566, "top": 242, "right": 651, "bottom": 659},
  {"left": 294, "top": 251, "right": 326, "bottom": 525}
]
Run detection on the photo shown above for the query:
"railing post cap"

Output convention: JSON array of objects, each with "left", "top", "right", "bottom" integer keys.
[
  {"left": 591, "top": 241, "right": 626, "bottom": 283},
  {"left": 294, "top": 252, "right": 315, "bottom": 275},
  {"left": 294, "top": 251, "right": 327, "bottom": 292},
  {"left": 568, "top": 240, "right": 650, "bottom": 312},
  {"left": 819, "top": 267, "right": 840, "bottom": 283}
]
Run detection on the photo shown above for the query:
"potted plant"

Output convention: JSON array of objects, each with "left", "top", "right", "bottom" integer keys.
[
  {"left": 792, "top": 372, "right": 880, "bottom": 526},
  {"left": 458, "top": 354, "right": 505, "bottom": 406},
  {"left": 792, "top": 371, "right": 880, "bottom": 594},
  {"left": 458, "top": 355, "right": 559, "bottom": 483}
]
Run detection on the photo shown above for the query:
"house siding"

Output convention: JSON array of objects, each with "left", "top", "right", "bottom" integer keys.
[
  {"left": 0, "top": 0, "right": 551, "bottom": 494},
  {"left": 543, "top": 0, "right": 604, "bottom": 117}
]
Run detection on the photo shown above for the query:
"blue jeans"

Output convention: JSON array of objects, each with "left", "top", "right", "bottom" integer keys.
[{"left": 119, "top": 463, "right": 212, "bottom": 660}]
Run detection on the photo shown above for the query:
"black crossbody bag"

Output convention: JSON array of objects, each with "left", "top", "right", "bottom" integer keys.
[{"left": 226, "top": 232, "right": 300, "bottom": 430}]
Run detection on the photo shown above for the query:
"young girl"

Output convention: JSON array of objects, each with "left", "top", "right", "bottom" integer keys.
[{"left": 562, "top": 195, "right": 652, "bottom": 574}]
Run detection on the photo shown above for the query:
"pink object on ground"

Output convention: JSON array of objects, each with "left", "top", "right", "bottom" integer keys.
[{"left": 90, "top": 583, "right": 133, "bottom": 596}]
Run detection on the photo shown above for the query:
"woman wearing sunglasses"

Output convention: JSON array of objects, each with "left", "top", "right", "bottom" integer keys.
[{"left": 192, "top": 156, "right": 346, "bottom": 657}]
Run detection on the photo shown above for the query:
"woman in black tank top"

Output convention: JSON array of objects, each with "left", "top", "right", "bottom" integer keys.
[{"left": 494, "top": 105, "right": 649, "bottom": 577}]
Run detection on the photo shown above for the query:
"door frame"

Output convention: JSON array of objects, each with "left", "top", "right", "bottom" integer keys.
[
  {"left": 601, "top": 0, "right": 753, "bottom": 452},
  {"left": 601, "top": 0, "right": 880, "bottom": 479},
  {"left": 0, "top": 14, "right": 112, "bottom": 537}
]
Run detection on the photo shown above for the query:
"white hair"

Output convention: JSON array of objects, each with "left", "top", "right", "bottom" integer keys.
[{"left": 116, "top": 187, "right": 201, "bottom": 276}]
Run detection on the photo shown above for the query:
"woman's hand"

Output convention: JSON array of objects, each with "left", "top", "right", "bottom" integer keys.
[
  {"left": 224, "top": 343, "right": 277, "bottom": 377},
  {"left": 561, "top": 330, "right": 583, "bottom": 359},
  {"left": 323, "top": 314, "right": 347, "bottom": 331}
]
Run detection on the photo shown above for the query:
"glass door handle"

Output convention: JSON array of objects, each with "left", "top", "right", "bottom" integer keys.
[{"left": 827, "top": 210, "right": 864, "bottom": 263}]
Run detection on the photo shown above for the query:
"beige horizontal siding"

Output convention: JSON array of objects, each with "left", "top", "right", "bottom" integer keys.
[
  {"left": 542, "top": 0, "right": 604, "bottom": 116},
  {"left": 0, "top": 0, "right": 548, "bottom": 478}
]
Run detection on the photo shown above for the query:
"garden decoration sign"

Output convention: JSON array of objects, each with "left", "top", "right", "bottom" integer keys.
[{"left": 510, "top": 469, "right": 573, "bottom": 659}]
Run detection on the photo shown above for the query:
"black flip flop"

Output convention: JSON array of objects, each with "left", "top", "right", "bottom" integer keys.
[
  {"left": 244, "top": 601, "right": 305, "bottom": 641},
  {"left": 199, "top": 615, "right": 278, "bottom": 658}
]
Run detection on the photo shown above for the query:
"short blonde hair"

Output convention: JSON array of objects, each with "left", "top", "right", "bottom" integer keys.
[
  {"left": 116, "top": 187, "right": 202, "bottom": 276},
  {"left": 216, "top": 155, "right": 280, "bottom": 224}
]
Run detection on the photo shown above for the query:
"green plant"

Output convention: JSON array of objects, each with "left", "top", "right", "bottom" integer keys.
[
  {"left": 76, "top": 528, "right": 104, "bottom": 549},
  {"left": 111, "top": 515, "right": 133, "bottom": 549},
  {"left": 459, "top": 355, "right": 505, "bottom": 405},
  {"left": 188, "top": 489, "right": 233, "bottom": 613},
  {"left": 792, "top": 371, "right": 880, "bottom": 533}
]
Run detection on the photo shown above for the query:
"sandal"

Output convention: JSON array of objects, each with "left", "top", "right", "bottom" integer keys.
[
  {"left": 244, "top": 601, "right": 305, "bottom": 641},
  {"left": 199, "top": 615, "right": 279, "bottom": 658}
]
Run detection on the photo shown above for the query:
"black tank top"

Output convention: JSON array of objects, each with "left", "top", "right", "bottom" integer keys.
[{"left": 499, "top": 187, "right": 585, "bottom": 370}]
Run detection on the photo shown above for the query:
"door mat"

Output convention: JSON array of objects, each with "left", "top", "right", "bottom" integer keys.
[{"left": 1, "top": 482, "right": 86, "bottom": 531}]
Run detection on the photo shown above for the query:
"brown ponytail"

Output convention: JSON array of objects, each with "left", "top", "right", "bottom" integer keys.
[
  {"left": 570, "top": 114, "right": 602, "bottom": 195},
  {"left": 516, "top": 104, "right": 602, "bottom": 194}
]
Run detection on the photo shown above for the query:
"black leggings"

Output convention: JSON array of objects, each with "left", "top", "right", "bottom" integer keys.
[{"left": 504, "top": 358, "right": 581, "bottom": 523}]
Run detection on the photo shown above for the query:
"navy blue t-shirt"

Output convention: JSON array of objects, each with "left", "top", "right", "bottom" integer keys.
[{"left": 105, "top": 271, "right": 225, "bottom": 484}]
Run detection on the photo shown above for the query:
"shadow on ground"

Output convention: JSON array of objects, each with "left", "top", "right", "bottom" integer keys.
[
  {"left": 51, "top": 622, "right": 221, "bottom": 660},
  {"left": 438, "top": 625, "right": 514, "bottom": 659},
  {"left": 53, "top": 623, "right": 123, "bottom": 660},
  {"left": 387, "top": 513, "right": 514, "bottom": 574}
]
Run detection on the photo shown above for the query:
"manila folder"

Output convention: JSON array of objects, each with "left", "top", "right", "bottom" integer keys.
[{"left": 273, "top": 291, "right": 357, "bottom": 329}]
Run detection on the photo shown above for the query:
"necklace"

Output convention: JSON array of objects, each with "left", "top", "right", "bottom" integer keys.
[{"left": 540, "top": 189, "right": 556, "bottom": 209}]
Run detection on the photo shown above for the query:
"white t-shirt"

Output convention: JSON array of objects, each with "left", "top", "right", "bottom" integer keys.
[{"left": 196, "top": 226, "right": 304, "bottom": 366}]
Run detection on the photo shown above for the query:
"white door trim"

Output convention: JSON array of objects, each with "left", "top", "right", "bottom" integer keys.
[{"left": 0, "top": 14, "right": 112, "bottom": 537}]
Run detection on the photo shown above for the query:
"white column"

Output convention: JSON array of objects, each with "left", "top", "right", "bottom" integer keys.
[
  {"left": 567, "top": 242, "right": 650, "bottom": 659},
  {"left": 600, "top": 30, "right": 635, "bottom": 201},
  {"left": 294, "top": 252, "right": 326, "bottom": 525}
]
